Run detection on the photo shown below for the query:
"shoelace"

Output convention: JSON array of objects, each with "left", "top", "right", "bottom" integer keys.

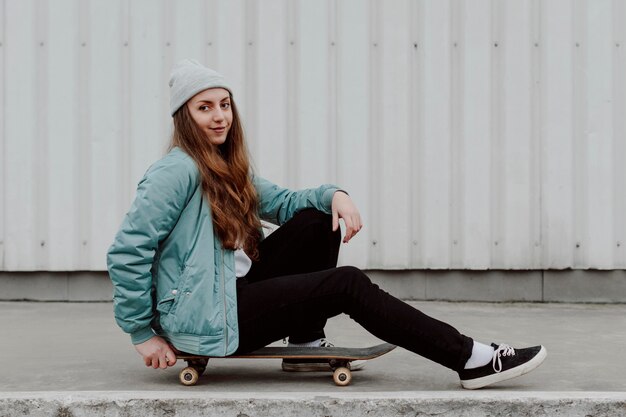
[
  {"left": 319, "top": 338, "right": 335, "bottom": 348},
  {"left": 492, "top": 343, "right": 516, "bottom": 373}
]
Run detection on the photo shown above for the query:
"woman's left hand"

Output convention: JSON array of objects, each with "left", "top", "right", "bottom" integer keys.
[{"left": 331, "top": 191, "right": 363, "bottom": 243}]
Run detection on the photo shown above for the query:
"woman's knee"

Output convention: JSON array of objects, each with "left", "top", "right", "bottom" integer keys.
[{"left": 335, "top": 266, "right": 372, "bottom": 289}]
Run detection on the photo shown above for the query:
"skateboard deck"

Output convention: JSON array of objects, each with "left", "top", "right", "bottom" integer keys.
[{"left": 177, "top": 342, "right": 396, "bottom": 386}]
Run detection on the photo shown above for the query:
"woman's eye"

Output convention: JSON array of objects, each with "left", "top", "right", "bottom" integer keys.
[
  {"left": 221, "top": 102, "right": 230, "bottom": 109},
  {"left": 199, "top": 105, "right": 209, "bottom": 111}
]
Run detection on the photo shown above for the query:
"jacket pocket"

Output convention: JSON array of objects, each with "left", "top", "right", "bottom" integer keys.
[
  {"left": 157, "top": 264, "right": 191, "bottom": 316},
  {"left": 156, "top": 295, "right": 175, "bottom": 315}
]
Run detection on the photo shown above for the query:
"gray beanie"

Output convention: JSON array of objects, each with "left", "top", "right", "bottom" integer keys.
[{"left": 169, "top": 59, "right": 233, "bottom": 116}]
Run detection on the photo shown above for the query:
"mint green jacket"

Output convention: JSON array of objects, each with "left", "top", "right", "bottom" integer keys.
[{"left": 107, "top": 147, "right": 339, "bottom": 356}]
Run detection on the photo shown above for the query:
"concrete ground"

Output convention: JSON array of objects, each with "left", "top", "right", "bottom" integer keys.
[{"left": 1, "top": 301, "right": 625, "bottom": 416}]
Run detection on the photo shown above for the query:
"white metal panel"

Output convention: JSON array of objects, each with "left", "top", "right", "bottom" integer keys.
[
  {"left": 378, "top": 0, "right": 412, "bottom": 268},
  {"left": 47, "top": 0, "right": 80, "bottom": 270},
  {"left": 543, "top": 0, "right": 575, "bottom": 268},
  {"left": 501, "top": 0, "right": 535, "bottom": 268},
  {"left": 1, "top": 0, "right": 625, "bottom": 271},
  {"left": 89, "top": 0, "right": 125, "bottom": 270},
  {"left": 4, "top": 0, "right": 37, "bottom": 270},
  {"left": 0, "top": 0, "right": 4, "bottom": 269},
  {"left": 421, "top": 0, "right": 452, "bottom": 268},
  {"left": 585, "top": 0, "right": 614, "bottom": 268},
  {"left": 256, "top": 0, "right": 289, "bottom": 185},
  {"left": 335, "top": 0, "right": 370, "bottom": 267},
  {"left": 297, "top": 0, "right": 331, "bottom": 189},
  {"left": 613, "top": 0, "right": 626, "bottom": 267},
  {"left": 461, "top": 0, "right": 492, "bottom": 268}
]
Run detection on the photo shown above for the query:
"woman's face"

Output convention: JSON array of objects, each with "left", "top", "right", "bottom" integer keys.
[{"left": 186, "top": 88, "right": 233, "bottom": 146}]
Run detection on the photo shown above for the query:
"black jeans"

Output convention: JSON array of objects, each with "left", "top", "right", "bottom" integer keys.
[{"left": 234, "top": 209, "right": 474, "bottom": 372}]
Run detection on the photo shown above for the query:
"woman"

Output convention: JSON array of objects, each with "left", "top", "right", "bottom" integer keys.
[{"left": 107, "top": 59, "right": 546, "bottom": 389}]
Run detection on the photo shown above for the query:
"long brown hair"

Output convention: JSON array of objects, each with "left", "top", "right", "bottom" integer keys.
[{"left": 170, "top": 98, "right": 262, "bottom": 260}]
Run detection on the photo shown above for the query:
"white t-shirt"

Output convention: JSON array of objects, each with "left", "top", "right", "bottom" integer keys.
[{"left": 234, "top": 248, "right": 252, "bottom": 278}]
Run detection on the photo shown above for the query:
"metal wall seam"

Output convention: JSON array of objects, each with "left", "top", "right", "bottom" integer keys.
[
  {"left": 120, "top": 0, "right": 131, "bottom": 209},
  {"left": 286, "top": 0, "right": 299, "bottom": 189},
  {"left": 586, "top": 0, "right": 614, "bottom": 268},
  {"left": 244, "top": 0, "right": 259, "bottom": 162},
  {"left": 613, "top": 0, "right": 626, "bottom": 268},
  {"left": 77, "top": 0, "right": 91, "bottom": 270},
  {"left": 328, "top": 0, "right": 338, "bottom": 186},
  {"left": 0, "top": 0, "right": 4, "bottom": 270},
  {"left": 409, "top": 0, "right": 423, "bottom": 269},
  {"left": 35, "top": 0, "right": 49, "bottom": 269},
  {"left": 450, "top": 0, "right": 464, "bottom": 268},
  {"left": 490, "top": 0, "right": 504, "bottom": 268},
  {"left": 367, "top": 0, "right": 381, "bottom": 267},
  {"left": 530, "top": 0, "right": 543, "bottom": 269},
  {"left": 162, "top": 0, "right": 174, "bottom": 154},
  {"left": 572, "top": 0, "right": 587, "bottom": 268}
]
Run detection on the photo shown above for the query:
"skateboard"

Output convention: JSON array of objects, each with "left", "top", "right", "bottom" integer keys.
[{"left": 177, "top": 342, "right": 396, "bottom": 386}]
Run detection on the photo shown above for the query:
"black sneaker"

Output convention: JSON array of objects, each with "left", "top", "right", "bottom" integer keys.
[
  {"left": 281, "top": 339, "right": 366, "bottom": 372},
  {"left": 458, "top": 343, "right": 547, "bottom": 389}
]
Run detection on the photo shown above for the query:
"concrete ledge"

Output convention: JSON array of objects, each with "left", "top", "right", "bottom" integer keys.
[
  {"left": 0, "top": 270, "right": 625, "bottom": 303},
  {"left": 1, "top": 391, "right": 625, "bottom": 417}
]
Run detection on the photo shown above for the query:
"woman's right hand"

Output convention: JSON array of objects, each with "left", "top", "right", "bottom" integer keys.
[{"left": 134, "top": 336, "right": 178, "bottom": 369}]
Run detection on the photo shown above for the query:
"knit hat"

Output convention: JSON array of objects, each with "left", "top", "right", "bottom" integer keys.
[{"left": 169, "top": 59, "right": 233, "bottom": 116}]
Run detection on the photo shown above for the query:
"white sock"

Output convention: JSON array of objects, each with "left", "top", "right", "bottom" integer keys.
[
  {"left": 288, "top": 338, "right": 322, "bottom": 348},
  {"left": 464, "top": 341, "right": 495, "bottom": 369}
]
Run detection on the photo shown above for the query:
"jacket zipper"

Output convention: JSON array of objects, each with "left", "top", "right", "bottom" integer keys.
[{"left": 221, "top": 248, "right": 228, "bottom": 356}]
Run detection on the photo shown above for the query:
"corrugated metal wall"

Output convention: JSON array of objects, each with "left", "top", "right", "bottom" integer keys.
[{"left": 1, "top": 0, "right": 625, "bottom": 271}]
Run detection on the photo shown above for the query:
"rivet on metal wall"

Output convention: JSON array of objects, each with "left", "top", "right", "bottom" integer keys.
[
  {"left": 207, "top": 42, "right": 212, "bottom": 46},
  {"left": 166, "top": 42, "right": 170, "bottom": 47},
  {"left": 0, "top": 42, "right": 3, "bottom": 47},
  {"left": 534, "top": 42, "right": 539, "bottom": 47},
  {"left": 617, "top": 242, "right": 621, "bottom": 247},
  {"left": 372, "top": 240, "right": 377, "bottom": 246},
  {"left": 331, "top": 42, "right": 335, "bottom": 46},
  {"left": 290, "top": 41, "right": 295, "bottom": 45},
  {"left": 576, "top": 243, "right": 581, "bottom": 248},
  {"left": 248, "top": 41, "right": 253, "bottom": 46},
  {"left": 413, "top": 43, "right": 418, "bottom": 49},
  {"left": 373, "top": 42, "right": 378, "bottom": 47},
  {"left": 575, "top": 43, "right": 580, "bottom": 47},
  {"left": 40, "top": 241, "right": 45, "bottom": 247},
  {"left": 453, "top": 240, "right": 458, "bottom": 245},
  {"left": 617, "top": 43, "right": 621, "bottom": 48},
  {"left": 124, "top": 41, "right": 128, "bottom": 46},
  {"left": 81, "top": 42, "right": 86, "bottom": 47},
  {"left": 494, "top": 42, "right": 498, "bottom": 47},
  {"left": 40, "top": 42, "right": 44, "bottom": 46},
  {"left": 494, "top": 241, "right": 498, "bottom": 246},
  {"left": 412, "top": 241, "right": 418, "bottom": 246},
  {"left": 82, "top": 241, "right": 88, "bottom": 246}
]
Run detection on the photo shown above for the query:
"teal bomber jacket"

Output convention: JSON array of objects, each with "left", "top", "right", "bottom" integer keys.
[{"left": 106, "top": 147, "right": 339, "bottom": 356}]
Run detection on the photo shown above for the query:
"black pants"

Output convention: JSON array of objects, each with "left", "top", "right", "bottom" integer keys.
[{"left": 234, "top": 209, "right": 474, "bottom": 372}]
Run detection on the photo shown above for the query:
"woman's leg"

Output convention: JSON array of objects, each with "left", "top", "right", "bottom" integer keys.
[
  {"left": 245, "top": 208, "right": 341, "bottom": 343},
  {"left": 235, "top": 266, "right": 474, "bottom": 372}
]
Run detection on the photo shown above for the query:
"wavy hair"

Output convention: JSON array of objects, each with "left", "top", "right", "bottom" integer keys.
[{"left": 170, "top": 98, "right": 262, "bottom": 260}]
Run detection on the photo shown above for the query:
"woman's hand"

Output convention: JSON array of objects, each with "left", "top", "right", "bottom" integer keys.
[
  {"left": 135, "top": 336, "right": 178, "bottom": 369},
  {"left": 331, "top": 191, "right": 363, "bottom": 243}
]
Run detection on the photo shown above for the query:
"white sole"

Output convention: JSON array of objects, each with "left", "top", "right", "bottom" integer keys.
[{"left": 461, "top": 346, "right": 547, "bottom": 390}]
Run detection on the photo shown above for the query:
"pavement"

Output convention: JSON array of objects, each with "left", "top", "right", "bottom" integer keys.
[{"left": 1, "top": 300, "right": 625, "bottom": 416}]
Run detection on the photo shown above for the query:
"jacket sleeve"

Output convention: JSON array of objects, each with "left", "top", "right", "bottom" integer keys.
[
  {"left": 106, "top": 156, "right": 197, "bottom": 345},
  {"left": 253, "top": 175, "right": 340, "bottom": 225}
]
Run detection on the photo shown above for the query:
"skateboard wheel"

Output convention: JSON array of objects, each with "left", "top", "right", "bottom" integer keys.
[
  {"left": 180, "top": 367, "right": 199, "bottom": 386},
  {"left": 332, "top": 367, "right": 352, "bottom": 386}
]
